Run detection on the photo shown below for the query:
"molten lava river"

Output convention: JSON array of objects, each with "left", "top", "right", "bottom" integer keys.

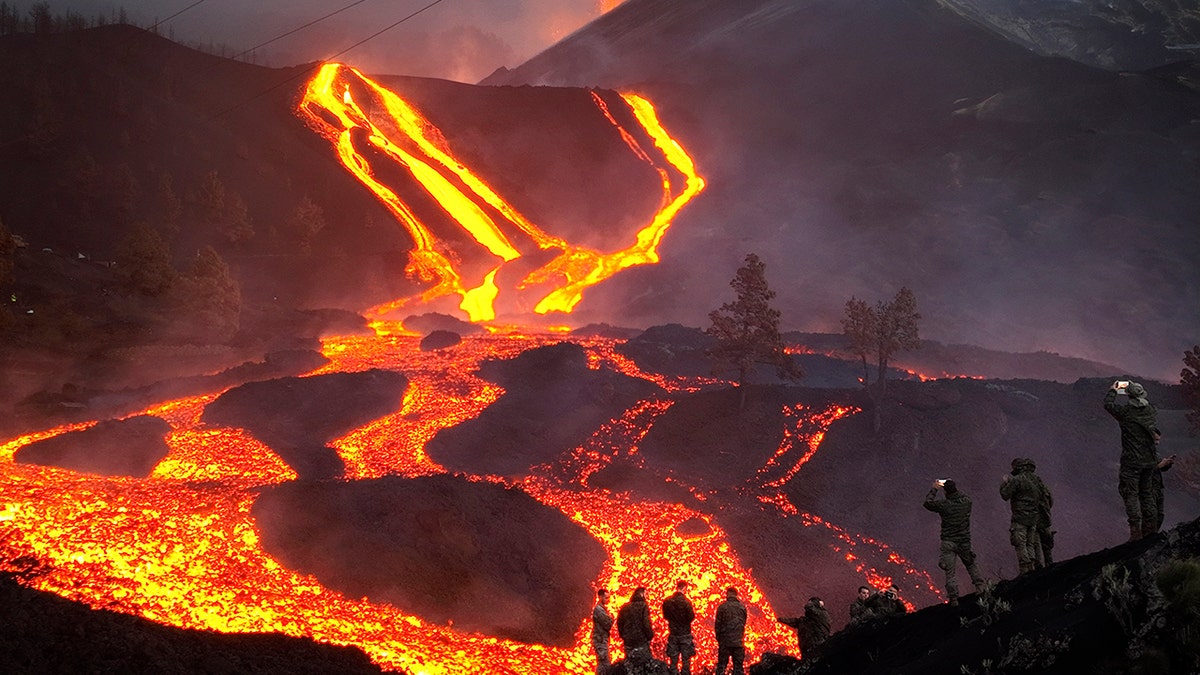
[
  {"left": 0, "top": 331, "right": 943, "bottom": 674},
  {"left": 0, "top": 68, "right": 939, "bottom": 674}
]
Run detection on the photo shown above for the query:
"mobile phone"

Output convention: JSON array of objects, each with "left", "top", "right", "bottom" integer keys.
[
  {"left": 936, "top": 479, "right": 947, "bottom": 487},
  {"left": 1117, "top": 380, "right": 1130, "bottom": 393}
]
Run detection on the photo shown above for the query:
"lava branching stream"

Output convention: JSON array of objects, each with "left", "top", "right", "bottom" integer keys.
[
  {"left": 1, "top": 331, "right": 940, "bottom": 673},
  {"left": 0, "top": 68, "right": 929, "bottom": 673}
]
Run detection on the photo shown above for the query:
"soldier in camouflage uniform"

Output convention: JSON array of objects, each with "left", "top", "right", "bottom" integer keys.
[
  {"left": 1103, "top": 381, "right": 1162, "bottom": 540},
  {"left": 923, "top": 479, "right": 986, "bottom": 606},
  {"left": 617, "top": 587, "right": 654, "bottom": 665},
  {"left": 1000, "top": 457, "right": 1048, "bottom": 574},
  {"left": 592, "top": 588, "right": 614, "bottom": 674}
]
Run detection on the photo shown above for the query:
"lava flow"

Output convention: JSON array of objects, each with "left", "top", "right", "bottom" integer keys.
[
  {"left": 0, "top": 330, "right": 944, "bottom": 673},
  {"left": 298, "top": 63, "right": 705, "bottom": 323}
]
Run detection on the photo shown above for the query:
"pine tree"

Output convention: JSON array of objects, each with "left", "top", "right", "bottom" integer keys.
[
  {"left": 707, "top": 253, "right": 801, "bottom": 408},
  {"left": 1183, "top": 345, "right": 1200, "bottom": 437}
]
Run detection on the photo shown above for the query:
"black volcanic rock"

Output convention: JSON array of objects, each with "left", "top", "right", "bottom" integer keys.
[
  {"left": 755, "top": 517, "right": 1200, "bottom": 674},
  {"left": 426, "top": 342, "right": 663, "bottom": 476},
  {"left": 201, "top": 369, "right": 407, "bottom": 479},
  {"left": 614, "top": 323, "right": 717, "bottom": 379},
  {"left": 14, "top": 415, "right": 171, "bottom": 477},
  {"left": 636, "top": 385, "right": 852, "bottom": 486},
  {"left": 419, "top": 329, "right": 462, "bottom": 351},
  {"left": 402, "top": 312, "right": 484, "bottom": 336},
  {"left": 0, "top": 571, "right": 383, "bottom": 674},
  {"left": 250, "top": 474, "right": 606, "bottom": 647}
]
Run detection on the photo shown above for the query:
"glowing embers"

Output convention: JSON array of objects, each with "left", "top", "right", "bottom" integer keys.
[{"left": 297, "top": 63, "right": 705, "bottom": 322}]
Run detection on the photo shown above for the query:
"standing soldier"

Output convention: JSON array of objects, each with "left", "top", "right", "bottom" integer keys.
[
  {"left": 1000, "top": 457, "right": 1047, "bottom": 574},
  {"left": 1104, "top": 380, "right": 1162, "bottom": 540},
  {"left": 779, "top": 596, "right": 831, "bottom": 660},
  {"left": 1035, "top": 468, "right": 1055, "bottom": 565},
  {"left": 714, "top": 587, "right": 748, "bottom": 675},
  {"left": 616, "top": 587, "right": 654, "bottom": 665},
  {"left": 923, "top": 479, "right": 986, "bottom": 606},
  {"left": 592, "top": 589, "right": 614, "bottom": 674},
  {"left": 662, "top": 579, "right": 696, "bottom": 675}
]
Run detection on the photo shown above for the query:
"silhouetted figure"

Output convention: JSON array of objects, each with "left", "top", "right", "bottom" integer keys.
[
  {"left": 1152, "top": 454, "right": 1177, "bottom": 533},
  {"left": 924, "top": 479, "right": 986, "bottom": 606},
  {"left": 1104, "top": 380, "right": 1163, "bottom": 540},
  {"left": 1000, "top": 457, "right": 1048, "bottom": 574},
  {"left": 1035, "top": 468, "right": 1055, "bottom": 565},
  {"left": 662, "top": 579, "right": 696, "bottom": 675},
  {"left": 714, "top": 587, "right": 747, "bottom": 675},
  {"left": 848, "top": 585, "right": 873, "bottom": 625},
  {"left": 865, "top": 584, "right": 906, "bottom": 619},
  {"left": 617, "top": 586, "right": 654, "bottom": 664},
  {"left": 592, "top": 588, "right": 614, "bottom": 674},
  {"left": 779, "top": 596, "right": 831, "bottom": 660}
]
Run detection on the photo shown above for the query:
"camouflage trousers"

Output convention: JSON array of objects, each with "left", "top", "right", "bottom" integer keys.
[
  {"left": 1118, "top": 463, "right": 1159, "bottom": 537},
  {"left": 1009, "top": 523, "right": 1043, "bottom": 574},
  {"left": 939, "top": 539, "right": 985, "bottom": 601},
  {"left": 592, "top": 637, "right": 610, "bottom": 674}
]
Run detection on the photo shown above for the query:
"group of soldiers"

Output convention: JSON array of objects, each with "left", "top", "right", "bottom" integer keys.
[
  {"left": 591, "top": 582, "right": 748, "bottom": 675},
  {"left": 590, "top": 578, "right": 910, "bottom": 674},
  {"left": 924, "top": 379, "right": 1176, "bottom": 605},
  {"left": 590, "top": 381, "right": 1179, "bottom": 673}
]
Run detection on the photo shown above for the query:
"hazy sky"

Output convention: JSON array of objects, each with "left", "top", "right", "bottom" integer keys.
[{"left": 15, "top": 0, "right": 624, "bottom": 82}]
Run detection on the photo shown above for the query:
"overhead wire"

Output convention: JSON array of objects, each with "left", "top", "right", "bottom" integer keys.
[
  {"left": 149, "top": 0, "right": 211, "bottom": 32},
  {"left": 210, "top": 0, "right": 451, "bottom": 120}
]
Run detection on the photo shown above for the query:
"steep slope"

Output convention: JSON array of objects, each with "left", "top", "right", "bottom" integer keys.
[{"left": 483, "top": 0, "right": 1200, "bottom": 382}]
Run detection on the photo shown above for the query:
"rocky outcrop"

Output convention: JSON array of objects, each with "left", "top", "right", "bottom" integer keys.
[
  {"left": 251, "top": 474, "right": 606, "bottom": 648},
  {"left": 14, "top": 415, "right": 171, "bottom": 477},
  {"left": 752, "top": 516, "right": 1200, "bottom": 674},
  {"left": 201, "top": 369, "right": 408, "bottom": 479},
  {"left": 426, "top": 342, "right": 662, "bottom": 475}
]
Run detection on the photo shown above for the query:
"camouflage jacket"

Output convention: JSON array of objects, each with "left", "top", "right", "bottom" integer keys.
[
  {"left": 662, "top": 592, "right": 696, "bottom": 636},
  {"left": 1000, "top": 459, "right": 1045, "bottom": 528},
  {"left": 616, "top": 598, "right": 653, "bottom": 648},
  {"left": 592, "top": 603, "right": 613, "bottom": 643},
  {"left": 923, "top": 488, "right": 973, "bottom": 543},
  {"left": 714, "top": 598, "right": 747, "bottom": 647},
  {"left": 1103, "top": 389, "right": 1161, "bottom": 468}
]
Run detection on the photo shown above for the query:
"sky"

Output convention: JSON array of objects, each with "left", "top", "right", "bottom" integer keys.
[{"left": 13, "top": 0, "right": 624, "bottom": 82}]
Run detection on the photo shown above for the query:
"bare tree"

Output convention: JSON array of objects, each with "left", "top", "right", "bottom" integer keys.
[
  {"left": 875, "top": 286, "right": 921, "bottom": 396},
  {"left": 841, "top": 296, "right": 877, "bottom": 388},
  {"left": 707, "top": 253, "right": 801, "bottom": 409}
]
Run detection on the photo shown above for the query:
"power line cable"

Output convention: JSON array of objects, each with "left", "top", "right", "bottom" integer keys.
[
  {"left": 210, "top": 0, "right": 450, "bottom": 120},
  {"left": 149, "top": 0, "right": 210, "bottom": 31},
  {"left": 230, "top": 0, "right": 375, "bottom": 62}
]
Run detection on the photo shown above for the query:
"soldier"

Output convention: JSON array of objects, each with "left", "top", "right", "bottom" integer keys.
[
  {"left": 1035, "top": 468, "right": 1055, "bottom": 565},
  {"left": 662, "top": 579, "right": 696, "bottom": 675},
  {"left": 865, "top": 584, "right": 906, "bottom": 618},
  {"left": 714, "top": 587, "right": 747, "bottom": 675},
  {"left": 1000, "top": 457, "right": 1047, "bottom": 574},
  {"left": 1103, "top": 380, "right": 1162, "bottom": 540},
  {"left": 592, "top": 589, "right": 614, "bottom": 674},
  {"left": 923, "top": 479, "right": 986, "bottom": 606},
  {"left": 779, "top": 596, "right": 831, "bottom": 660},
  {"left": 616, "top": 587, "right": 654, "bottom": 665},
  {"left": 848, "top": 585, "right": 873, "bottom": 625}
]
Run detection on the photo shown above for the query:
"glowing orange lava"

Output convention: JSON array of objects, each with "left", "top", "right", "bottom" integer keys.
[
  {"left": 0, "top": 333, "right": 939, "bottom": 671},
  {"left": 298, "top": 64, "right": 705, "bottom": 323}
]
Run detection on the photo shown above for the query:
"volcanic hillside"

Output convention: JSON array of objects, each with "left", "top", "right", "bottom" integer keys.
[
  {"left": 0, "top": 24, "right": 670, "bottom": 413},
  {"left": 483, "top": 0, "right": 1200, "bottom": 382}
]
